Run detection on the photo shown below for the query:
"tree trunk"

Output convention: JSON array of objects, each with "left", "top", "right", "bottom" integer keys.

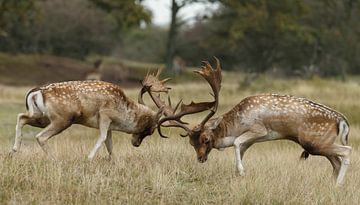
[{"left": 165, "top": 0, "right": 180, "bottom": 71}]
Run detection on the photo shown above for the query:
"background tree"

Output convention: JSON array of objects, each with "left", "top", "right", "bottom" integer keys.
[
  {"left": 206, "top": 0, "right": 315, "bottom": 73},
  {"left": 176, "top": 0, "right": 360, "bottom": 76},
  {"left": 0, "top": 0, "right": 38, "bottom": 51},
  {"left": 165, "top": 0, "right": 216, "bottom": 71},
  {"left": 0, "top": 0, "right": 152, "bottom": 59},
  {"left": 0, "top": 0, "right": 38, "bottom": 36},
  {"left": 88, "top": 0, "right": 151, "bottom": 31}
]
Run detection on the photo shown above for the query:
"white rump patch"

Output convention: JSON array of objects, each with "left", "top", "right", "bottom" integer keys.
[
  {"left": 338, "top": 120, "right": 349, "bottom": 145},
  {"left": 27, "top": 90, "right": 46, "bottom": 117}
]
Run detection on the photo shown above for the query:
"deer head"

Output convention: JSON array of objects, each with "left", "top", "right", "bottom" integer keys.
[
  {"left": 132, "top": 68, "right": 185, "bottom": 146},
  {"left": 130, "top": 108, "right": 164, "bottom": 147},
  {"left": 157, "top": 57, "right": 222, "bottom": 163}
]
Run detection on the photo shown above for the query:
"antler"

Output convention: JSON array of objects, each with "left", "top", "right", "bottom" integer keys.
[
  {"left": 157, "top": 57, "right": 222, "bottom": 137},
  {"left": 195, "top": 57, "right": 222, "bottom": 129},
  {"left": 157, "top": 100, "right": 215, "bottom": 138},
  {"left": 138, "top": 69, "right": 171, "bottom": 105},
  {"left": 137, "top": 69, "right": 193, "bottom": 138}
]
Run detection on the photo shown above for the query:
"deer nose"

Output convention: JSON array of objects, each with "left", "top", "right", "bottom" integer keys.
[
  {"left": 198, "top": 156, "right": 207, "bottom": 163},
  {"left": 131, "top": 138, "right": 141, "bottom": 147}
]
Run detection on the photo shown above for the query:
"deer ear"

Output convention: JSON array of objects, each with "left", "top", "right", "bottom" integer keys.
[{"left": 209, "top": 117, "right": 223, "bottom": 130}]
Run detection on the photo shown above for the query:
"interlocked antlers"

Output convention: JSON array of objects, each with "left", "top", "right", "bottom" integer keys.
[
  {"left": 138, "top": 69, "right": 193, "bottom": 137},
  {"left": 157, "top": 57, "right": 222, "bottom": 138}
]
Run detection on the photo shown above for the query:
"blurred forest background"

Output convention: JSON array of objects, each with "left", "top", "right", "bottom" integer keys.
[{"left": 0, "top": 0, "right": 360, "bottom": 82}]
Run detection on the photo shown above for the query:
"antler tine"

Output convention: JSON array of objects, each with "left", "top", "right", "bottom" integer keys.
[
  {"left": 161, "top": 78, "right": 172, "bottom": 84},
  {"left": 168, "top": 96, "right": 172, "bottom": 108},
  {"left": 156, "top": 69, "right": 161, "bottom": 77},
  {"left": 145, "top": 69, "right": 150, "bottom": 78},
  {"left": 173, "top": 99, "right": 182, "bottom": 114},
  {"left": 214, "top": 56, "right": 220, "bottom": 70}
]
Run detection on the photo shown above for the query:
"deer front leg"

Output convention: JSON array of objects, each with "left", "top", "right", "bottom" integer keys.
[
  {"left": 233, "top": 130, "right": 267, "bottom": 176},
  {"left": 88, "top": 115, "right": 111, "bottom": 160},
  {"left": 234, "top": 142, "right": 246, "bottom": 176}
]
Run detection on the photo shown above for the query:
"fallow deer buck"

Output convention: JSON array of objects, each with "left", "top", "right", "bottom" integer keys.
[
  {"left": 10, "top": 75, "right": 171, "bottom": 160},
  {"left": 157, "top": 58, "right": 352, "bottom": 185}
]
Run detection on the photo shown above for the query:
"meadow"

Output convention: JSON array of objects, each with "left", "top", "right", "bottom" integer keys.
[{"left": 0, "top": 73, "right": 360, "bottom": 204}]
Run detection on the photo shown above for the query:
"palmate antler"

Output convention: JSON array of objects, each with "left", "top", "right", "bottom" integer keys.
[
  {"left": 138, "top": 69, "right": 171, "bottom": 106},
  {"left": 157, "top": 57, "right": 222, "bottom": 138},
  {"left": 194, "top": 57, "right": 222, "bottom": 129}
]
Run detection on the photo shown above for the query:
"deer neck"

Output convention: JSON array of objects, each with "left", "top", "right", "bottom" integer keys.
[
  {"left": 210, "top": 119, "right": 229, "bottom": 149},
  {"left": 212, "top": 112, "right": 247, "bottom": 149}
]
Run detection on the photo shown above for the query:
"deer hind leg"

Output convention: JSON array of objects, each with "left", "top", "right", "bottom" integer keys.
[
  {"left": 332, "top": 145, "right": 352, "bottom": 185},
  {"left": 320, "top": 144, "right": 352, "bottom": 185},
  {"left": 36, "top": 121, "right": 70, "bottom": 159},
  {"left": 11, "top": 113, "right": 30, "bottom": 153},
  {"left": 88, "top": 115, "right": 111, "bottom": 160},
  {"left": 326, "top": 155, "right": 341, "bottom": 177},
  {"left": 104, "top": 131, "right": 113, "bottom": 160},
  {"left": 11, "top": 113, "right": 48, "bottom": 155}
]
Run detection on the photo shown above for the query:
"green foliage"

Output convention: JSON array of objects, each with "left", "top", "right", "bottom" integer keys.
[
  {"left": 0, "top": 0, "right": 151, "bottom": 59},
  {"left": 121, "top": 27, "right": 167, "bottom": 63},
  {"left": 88, "top": 0, "right": 151, "bottom": 31},
  {"left": 177, "top": 0, "right": 360, "bottom": 76},
  {"left": 0, "top": 0, "right": 38, "bottom": 36}
]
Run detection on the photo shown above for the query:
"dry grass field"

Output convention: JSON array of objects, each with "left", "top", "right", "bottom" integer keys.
[{"left": 0, "top": 74, "right": 359, "bottom": 204}]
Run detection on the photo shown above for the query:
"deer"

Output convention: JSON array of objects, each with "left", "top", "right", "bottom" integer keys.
[
  {"left": 156, "top": 58, "right": 352, "bottom": 185},
  {"left": 10, "top": 74, "right": 171, "bottom": 160},
  {"left": 83, "top": 59, "right": 102, "bottom": 80}
]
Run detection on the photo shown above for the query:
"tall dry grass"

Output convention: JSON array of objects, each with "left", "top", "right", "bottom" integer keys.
[{"left": 0, "top": 75, "right": 359, "bottom": 204}]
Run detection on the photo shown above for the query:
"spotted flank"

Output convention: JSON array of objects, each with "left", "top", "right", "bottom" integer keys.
[{"left": 233, "top": 93, "right": 346, "bottom": 121}]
